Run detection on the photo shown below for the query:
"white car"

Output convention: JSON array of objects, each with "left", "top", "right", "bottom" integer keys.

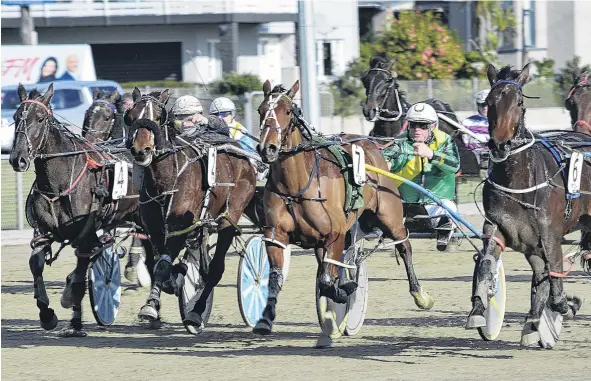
[{"left": 1, "top": 80, "right": 124, "bottom": 153}]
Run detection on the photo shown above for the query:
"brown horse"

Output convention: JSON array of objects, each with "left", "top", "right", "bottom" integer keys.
[
  {"left": 8, "top": 83, "right": 152, "bottom": 336},
  {"left": 466, "top": 64, "right": 586, "bottom": 348},
  {"left": 253, "top": 80, "right": 434, "bottom": 337},
  {"left": 565, "top": 71, "right": 591, "bottom": 135},
  {"left": 126, "top": 88, "right": 257, "bottom": 332}
]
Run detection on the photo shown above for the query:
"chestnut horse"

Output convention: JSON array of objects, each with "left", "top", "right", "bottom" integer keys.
[
  {"left": 466, "top": 64, "right": 586, "bottom": 348},
  {"left": 126, "top": 88, "right": 257, "bottom": 332},
  {"left": 253, "top": 80, "right": 434, "bottom": 338}
]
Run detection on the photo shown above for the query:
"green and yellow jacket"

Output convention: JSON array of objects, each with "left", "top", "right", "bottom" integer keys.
[{"left": 381, "top": 129, "right": 460, "bottom": 203}]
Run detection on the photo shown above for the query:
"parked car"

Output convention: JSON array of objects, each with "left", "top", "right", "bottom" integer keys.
[{"left": 1, "top": 80, "right": 124, "bottom": 153}]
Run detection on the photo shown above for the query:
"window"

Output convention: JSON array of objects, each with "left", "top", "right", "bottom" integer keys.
[
  {"left": 1, "top": 90, "right": 21, "bottom": 110},
  {"left": 88, "top": 86, "right": 118, "bottom": 95},
  {"left": 1, "top": 89, "right": 83, "bottom": 111},
  {"left": 523, "top": 0, "right": 536, "bottom": 48},
  {"left": 322, "top": 42, "right": 333, "bottom": 76}
]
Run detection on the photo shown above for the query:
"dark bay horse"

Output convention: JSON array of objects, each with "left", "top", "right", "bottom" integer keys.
[
  {"left": 254, "top": 80, "right": 434, "bottom": 339},
  {"left": 82, "top": 88, "right": 125, "bottom": 143},
  {"left": 466, "top": 64, "right": 586, "bottom": 348},
  {"left": 565, "top": 71, "right": 591, "bottom": 135},
  {"left": 361, "top": 56, "right": 481, "bottom": 175},
  {"left": 126, "top": 88, "right": 257, "bottom": 332},
  {"left": 8, "top": 83, "right": 151, "bottom": 336}
]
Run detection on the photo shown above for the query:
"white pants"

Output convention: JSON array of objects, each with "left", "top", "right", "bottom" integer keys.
[{"left": 424, "top": 200, "right": 458, "bottom": 229}]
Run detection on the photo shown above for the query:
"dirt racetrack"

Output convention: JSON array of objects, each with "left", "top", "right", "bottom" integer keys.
[{"left": 2, "top": 237, "right": 590, "bottom": 381}]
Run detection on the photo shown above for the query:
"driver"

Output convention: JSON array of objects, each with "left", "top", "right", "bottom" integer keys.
[
  {"left": 461, "top": 89, "right": 491, "bottom": 152},
  {"left": 170, "top": 95, "right": 229, "bottom": 138},
  {"left": 382, "top": 102, "right": 461, "bottom": 251}
]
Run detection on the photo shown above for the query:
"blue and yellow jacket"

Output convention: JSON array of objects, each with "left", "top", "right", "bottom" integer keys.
[{"left": 381, "top": 129, "right": 460, "bottom": 203}]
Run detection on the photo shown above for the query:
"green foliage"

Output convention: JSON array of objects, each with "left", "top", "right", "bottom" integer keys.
[
  {"left": 210, "top": 72, "right": 263, "bottom": 97},
  {"left": 473, "top": 1, "right": 517, "bottom": 65},
  {"left": 329, "top": 63, "right": 366, "bottom": 118},
  {"left": 456, "top": 51, "right": 487, "bottom": 79},
  {"left": 555, "top": 56, "right": 591, "bottom": 97},
  {"left": 120, "top": 80, "right": 196, "bottom": 89},
  {"left": 531, "top": 58, "right": 555, "bottom": 79},
  {"left": 369, "top": 11, "right": 465, "bottom": 80}
]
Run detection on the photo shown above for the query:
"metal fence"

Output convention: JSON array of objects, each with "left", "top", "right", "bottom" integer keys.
[{"left": 1, "top": 157, "right": 35, "bottom": 230}]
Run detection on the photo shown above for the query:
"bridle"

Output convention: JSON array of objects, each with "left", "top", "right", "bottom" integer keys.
[
  {"left": 487, "top": 79, "right": 537, "bottom": 163},
  {"left": 363, "top": 68, "right": 405, "bottom": 122},
  {"left": 259, "top": 92, "right": 293, "bottom": 150},
  {"left": 15, "top": 99, "right": 54, "bottom": 160},
  {"left": 83, "top": 99, "right": 118, "bottom": 140},
  {"left": 566, "top": 73, "right": 591, "bottom": 132},
  {"left": 129, "top": 95, "right": 169, "bottom": 152}
]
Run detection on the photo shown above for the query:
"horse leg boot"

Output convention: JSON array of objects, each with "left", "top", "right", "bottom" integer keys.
[
  {"left": 138, "top": 254, "right": 173, "bottom": 322},
  {"left": 125, "top": 236, "right": 150, "bottom": 286},
  {"left": 253, "top": 242, "right": 287, "bottom": 335},
  {"left": 396, "top": 239, "right": 434, "bottom": 310},
  {"left": 183, "top": 226, "right": 236, "bottom": 332},
  {"left": 29, "top": 243, "right": 58, "bottom": 330},
  {"left": 317, "top": 238, "right": 355, "bottom": 303},
  {"left": 521, "top": 253, "right": 553, "bottom": 347},
  {"left": 466, "top": 233, "right": 503, "bottom": 329},
  {"left": 59, "top": 255, "right": 91, "bottom": 337}
]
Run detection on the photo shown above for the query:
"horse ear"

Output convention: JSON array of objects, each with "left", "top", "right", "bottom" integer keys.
[
  {"left": 159, "top": 89, "right": 170, "bottom": 104},
  {"left": 93, "top": 87, "right": 101, "bottom": 99},
  {"left": 41, "top": 83, "right": 54, "bottom": 104},
  {"left": 263, "top": 80, "right": 272, "bottom": 96},
  {"left": 17, "top": 83, "right": 28, "bottom": 102},
  {"left": 287, "top": 80, "right": 300, "bottom": 99},
  {"left": 132, "top": 87, "right": 141, "bottom": 102},
  {"left": 386, "top": 58, "right": 396, "bottom": 71},
  {"left": 487, "top": 64, "right": 498, "bottom": 87},
  {"left": 517, "top": 63, "right": 531, "bottom": 86},
  {"left": 109, "top": 90, "right": 120, "bottom": 104}
]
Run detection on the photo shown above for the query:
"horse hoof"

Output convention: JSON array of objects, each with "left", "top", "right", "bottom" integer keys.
[
  {"left": 411, "top": 289, "right": 435, "bottom": 310},
  {"left": 253, "top": 318, "right": 272, "bottom": 335},
  {"left": 520, "top": 321, "right": 540, "bottom": 347},
  {"left": 39, "top": 310, "right": 58, "bottom": 331},
  {"left": 564, "top": 295, "right": 583, "bottom": 320},
  {"left": 138, "top": 304, "right": 160, "bottom": 322},
  {"left": 315, "top": 333, "right": 334, "bottom": 349},
  {"left": 465, "top": 314, "right": 486, "bottom": 329},
  {"left": 536, "top": 308, "right": 562, "bottom": 349},
  {"left": 182, "top": 312, "right": 204, "bottom": 334},
  {"left": 338, "top": 279, "right": 358, "bottom": 296},
  {"left": 57, "top": 327, "right": 88, "bottom": 338},
  {"left": 124, "top": 265, "right": 138, "bottom": 283}
]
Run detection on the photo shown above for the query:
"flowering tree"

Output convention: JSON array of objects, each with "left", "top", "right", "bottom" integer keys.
[{"left": 372, "top": 11, "right": 466, "bottom": 80}]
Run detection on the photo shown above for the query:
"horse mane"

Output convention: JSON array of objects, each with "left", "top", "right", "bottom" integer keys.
[
  {"left": 574, "top": 71, "right": 591, "bottom": 86},
  {"left": 28, "top": 89, "right": 42, "bottom": 99},
  {"left": 496, "top": 65, "right": 522, "bottom": 81},
  {"left": 271, "top": 84, "right": 288, "bottom": 94},
  {"left": 369, "top": 55, "right": 389, "bottom": 69},
  {"left": 127, "top": 118, "right": 164, "bottom": 149}
]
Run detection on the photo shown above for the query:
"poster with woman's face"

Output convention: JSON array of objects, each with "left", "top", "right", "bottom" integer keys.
[{"left": 1, "top": 44, "right": 96, "bottom": 86}]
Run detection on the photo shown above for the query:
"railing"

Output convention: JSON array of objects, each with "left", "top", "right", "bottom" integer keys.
[
  {"left": 1, "top": 0, "right": 298, "bottom": 19},
  {"left": 1, "top": 155, "right": 34, "bottom": 231}
]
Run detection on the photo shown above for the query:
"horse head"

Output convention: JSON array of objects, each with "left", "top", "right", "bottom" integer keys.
[
  {"left": 565, "top": 71, "right": 591, "bottom": 135},
  {"left": 9, "top": 83, "right": 55, "bottom": 172},
  {"left": 256, "top": 79, "right": 299, "bottom": 163},
  {"left": 82, "top": 88, "right": 122, "bottom": 142},
  {"left": 125, "top": 87, "right": 170, "bottom": 166},
  {"left": 485, "top": 63, "right": 531, "bottom": 162}
]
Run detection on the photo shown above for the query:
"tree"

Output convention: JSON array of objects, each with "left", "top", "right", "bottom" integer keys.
[
  {"left": 210, "top": 72, "right": 262, "bottom": 97},
  {"left": 470, "top": 1, "right": 517, "bottom": 66},
  {"left": 531, "top": 58, "right": 555, "bottom": 79},
  {"left": 369, "top": 10, "right": 465, "bottom": 80},
  {"left": 329, "top": 62, "right": 366, "bottom": 127},
  {"left": 555, "top": 56, "right": 591, "bottom": 97}
]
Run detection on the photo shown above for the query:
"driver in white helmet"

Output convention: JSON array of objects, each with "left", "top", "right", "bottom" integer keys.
[
  {"left": 171, "top": 95, "right": 229, "bottom": 138},
  {"left": 461, "top": 89, "right": 490, "bottom": 152},
  {"left": 210, "top": 96, "right": 268, "bottom": 181},
  {"left": 382, "top": 102, "right": 461, "bottom": 251}
]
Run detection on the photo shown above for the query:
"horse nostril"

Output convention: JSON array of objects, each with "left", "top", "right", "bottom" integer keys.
[
  {"left": 143, "top": 146, "right": 151, "bottom": 154},
  {"left": 18, "top": 157, "right": 28, "bottom": 170},
  {"left": 267, "top": 144, "right": 277, "bottom": 154}
]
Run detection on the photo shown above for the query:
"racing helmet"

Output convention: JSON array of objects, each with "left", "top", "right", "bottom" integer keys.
[
  {"left": 172, "top": 95, "right": 203, "bottom": 118},
  {"left": 210, "top": 97, "right": 236, "bottom": 117},
  {"left": 406, "top": 102, "right": 439, "bottom": 130},
  {"left": 475, "top": 89, "right": 490, "bottom": 116}
]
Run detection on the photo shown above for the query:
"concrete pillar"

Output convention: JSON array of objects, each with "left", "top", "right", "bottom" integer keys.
[{"left": 219, "top": 22, "right": 239, "bottom": 73}]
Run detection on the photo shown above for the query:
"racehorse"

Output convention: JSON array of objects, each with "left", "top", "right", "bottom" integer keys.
[
  {"left": 361, "top": 56, "right": 482, "bottom": 176},
  {"left": 466, "top": 63, "right": 586, "bottom": 348},
  {"left": 565, "top": 71, "right": 591, "bottom": 135},
  {"left": 126, "top": 88, "right": 257, "bottom": 331},
  {"left": 8, "top": 83, "right": 152, "bottom": 337},
  {"left": 82, "top": 88, "right": 126, "bottom": 143},
  {"left": 254, "top": 80, "right": 434, "bottom": 338}
]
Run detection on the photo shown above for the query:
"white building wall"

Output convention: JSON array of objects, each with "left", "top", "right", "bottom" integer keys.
[
  {"left": 546, "top": 0, "right": 575, "bottom": 70},
  {"left": 573, "top": 1, "right": 591, "bottom": 68}
]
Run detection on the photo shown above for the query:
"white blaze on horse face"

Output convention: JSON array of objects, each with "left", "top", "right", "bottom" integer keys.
[{"left": 260, "top": 94, "right": 282, "bottom": 147}]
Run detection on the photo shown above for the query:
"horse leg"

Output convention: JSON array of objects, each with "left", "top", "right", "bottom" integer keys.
[
  {"left": 182, "top": 226, "right": 237, "bottom": 332},
  {"left": 124, "top": 236, "right": 144, "bottom": 283},
  {"left": 138, "top": 235, "right": 185, "bottom": 322},
  {"left": 579, "top": 230, "right": 591, "bottom": 275},
  {"left": 317, "top": 235, "right": 354, "bottom": 303},
  {"left": 59, "top": 250, "right": 92, "bottom": 337},
  {"left": 29, "top": 238, "right": 58, "bottom": 330},
  {"left": 466, "top": 225, "right": 503, "bottom": 328},
  {"left": 545, "top": 235, "right": 582, "bottom": 320},
  {"left": 395, "top": 239, "right": 434, "bottom": 310},
  {"left": 253, "top": 230, "right": 288, "bottom": 335},
  {"left": 520, "top": 252, "right": 552, "bottom": 347}
]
